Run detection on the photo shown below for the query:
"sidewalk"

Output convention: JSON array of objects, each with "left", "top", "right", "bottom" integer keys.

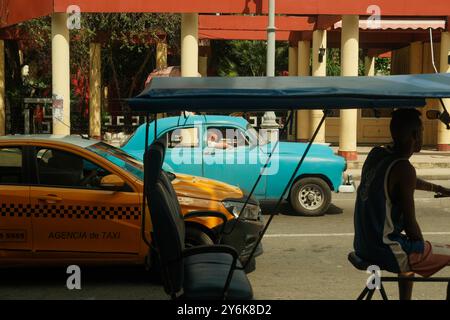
[{"left": 331, "top": 146, "right": 450, "bottom": 181}]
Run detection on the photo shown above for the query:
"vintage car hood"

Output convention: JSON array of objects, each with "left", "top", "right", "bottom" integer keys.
[
  {"left": 273, "top": 141, "right": 336, "bottom": 157},
  {"left": 171, "top": 172, "right": 244, "bottom": 201}
]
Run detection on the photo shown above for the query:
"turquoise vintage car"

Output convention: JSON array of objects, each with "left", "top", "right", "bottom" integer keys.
[{"left": 122, "top": 115, "right": 351, "bottom": 216}]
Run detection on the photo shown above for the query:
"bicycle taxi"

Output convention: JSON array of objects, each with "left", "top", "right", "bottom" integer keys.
[{"left": 128, "top": 73, "right": 450, "bottom": 300}]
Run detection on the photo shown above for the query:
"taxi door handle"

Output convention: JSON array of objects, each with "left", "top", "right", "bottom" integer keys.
[{"left": 37, "top": 195, "right": 62, "bottom": 204}]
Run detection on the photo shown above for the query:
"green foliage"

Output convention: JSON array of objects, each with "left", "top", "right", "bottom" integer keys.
[
  {"left": 11, "top": 13, "right": 181, "bottom": 132},
  {"left": 326, "top": 48, "right": 341, "bottom": 76},
  {"left": 375, "top": 57, "right": 391, "bottom": 75},
  {"left": 212, "top": 40, "right": 288, "bottom": 77},
  {"left": 15, "top": 13, "right": 180, "bottom": 97}
]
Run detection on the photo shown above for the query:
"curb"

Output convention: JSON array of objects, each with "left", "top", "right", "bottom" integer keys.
[
  {"left": 347, "top": 162, "right": 450, "bottom": 170},
  {"left": 349, "top": 173, "right": 450, "bottom": 181}
]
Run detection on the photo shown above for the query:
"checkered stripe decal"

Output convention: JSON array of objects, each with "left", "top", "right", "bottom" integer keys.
[
  {"left": 0, "top": 203, "right": 140, "bottom": 220},
  {"left": 0, "top": 204, "right": 32, "bottom": 218}
]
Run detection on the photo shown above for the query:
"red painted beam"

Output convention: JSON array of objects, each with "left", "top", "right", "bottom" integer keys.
[
  {"left": 315, "top": 15, "right": 342, "bottom": 30},
  {"left": 199, "top": 15, "right": 315, "bottom": 32},
  {"left": 199, "top": 29, "right": 294, "bottom": 41},
  {"left": 53, "top": 0, "right": 261, "bottom": 14},
  {"left": 52, "top": 0, "right": 450, "bottom": 16},
  {"left": 200, "top": 29, "right": 441, "bottom": 50},
  {"left": 0, "top": 0, "right": 53, "bottom": 28},
  {"left": 3, "top": 0, "right": 450, "bottom": 28}
]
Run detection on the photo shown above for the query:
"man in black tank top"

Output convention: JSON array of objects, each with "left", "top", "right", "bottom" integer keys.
[{"left": 355, "top": 108, "right": 450, "bottom": 300}]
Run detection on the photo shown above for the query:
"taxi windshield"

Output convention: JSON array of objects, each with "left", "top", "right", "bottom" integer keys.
[{"left": 87, "top": 142, "right": 144, "bottom": 180}]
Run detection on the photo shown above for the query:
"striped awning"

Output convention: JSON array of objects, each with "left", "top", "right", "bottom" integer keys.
[{"left": 334, "top": 19, "right": 446, "bottom": 31}]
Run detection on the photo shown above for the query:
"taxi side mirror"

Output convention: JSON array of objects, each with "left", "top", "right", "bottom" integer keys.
[{"left": 100, "top": 174, "right": 125, "bottom": 191}]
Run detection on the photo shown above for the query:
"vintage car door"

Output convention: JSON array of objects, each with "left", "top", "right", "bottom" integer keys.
[
  {"left": 0, "top": 145, "right": 33, "bottom": 256},
  {"left": 202, "top": 125, "right": 267, "bottom": 197},
  {"left": 28, "top": 145, "right": 141, "bottom": 258},
  {"left": 162, "top": 126, "right": 203, "bottom": 176}
]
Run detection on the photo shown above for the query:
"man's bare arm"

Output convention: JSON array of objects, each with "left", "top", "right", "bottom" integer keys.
[
  {"left": 392, "top": 161, "right": 424, "bottom": 241},
  {"left": 416, "top": 178, "right": 450, "bottom": 195}
]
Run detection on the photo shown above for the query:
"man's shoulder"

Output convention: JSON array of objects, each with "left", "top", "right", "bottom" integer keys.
[
  {"left": 364, "top": 146, "right": 390, "bottom": 164},
  {"left": 369, "top": 145, "right": 391, "bottom": 155},
  {"left": 391, "top": 158, "right": 416, "bottom": 178}
]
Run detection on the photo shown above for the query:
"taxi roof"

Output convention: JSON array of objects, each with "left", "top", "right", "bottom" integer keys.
[{"left": 0, "top": 135, "right": 99, "bottom": 148}]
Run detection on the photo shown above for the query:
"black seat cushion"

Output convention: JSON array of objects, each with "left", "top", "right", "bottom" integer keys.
[
  {"left": 144, "top": 141, "right": 165, "bottom": 191},
  {"left": 148, "top": 181, "right": 185, "bottom": 295},
  {"left": 186, "top": 252, "right": 236, "bottom": 266},
  {"left": 184, "top": 253, "right": 253, "bottom": 300},
  {"left": 348, "top": 252, "right": 373, "bottom": 271}
]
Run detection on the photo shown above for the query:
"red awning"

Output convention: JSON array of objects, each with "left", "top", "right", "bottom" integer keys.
[{"left": 334, "top": 19, "right": 446, "bottom": 31}]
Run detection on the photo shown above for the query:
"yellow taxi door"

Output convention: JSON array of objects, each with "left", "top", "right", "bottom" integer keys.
[
  {"left": 29, "top": 146, "right": 141, "bottom": 258},
  {"left": 0, "top": 146, "right": 33, "bottom": 256}
]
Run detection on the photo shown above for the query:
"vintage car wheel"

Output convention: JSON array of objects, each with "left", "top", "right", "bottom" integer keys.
[
  {"left": 185, "top": 227, "right": 215, "bottom": 248},
  {"left": 290, "top": 177, "right": 331, "bottom": 216}
]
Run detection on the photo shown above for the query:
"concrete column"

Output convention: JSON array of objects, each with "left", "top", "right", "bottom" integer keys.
[
  {"left": 0, "top": 40, "right": 5, "bottom": 136},
  {"left": 297, "top": 40, "right": 311, "bottom": 141},
  {"left": 410, "top": 41, "right": 423, "bottom": 74},
  {"left": 287, "top": 46, "right": 298, "bottom": 141},
  {"left": 199, "top": 56, "right": 208, "bottom": 77},
  {"left": 288, "top": 46, "right": 298, "bottom": 76},
  {"left": 438, "top": 32, "right": 450, "bottom": 151},
  {"left": 339, "top": 15, "right": 359, "bottom": 161},
  {"left": 156, "top": 41, "right": 168, "bottom": 70},
  {"left": 365, "top": 56, "right": 375, "bottom": 77},
  {"left": 52, "top": 13, "right": 71, "bottom": 135},
  {"left": 89, "top": 43, "right": 101, "bottom": 139},
  {"left": 181, "top": 13, "right": 199, "bottom": 77},
  {"left": 311, "top": 30, "right": 327, "bottom": 143}
]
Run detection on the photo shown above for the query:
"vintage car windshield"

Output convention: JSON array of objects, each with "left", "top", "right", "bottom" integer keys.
[
  {"left": 87, "top": 142, "right": 144, "bottom": 180},
  {"left": 246, "top": 123, "right": 269, "bottom": 146}
]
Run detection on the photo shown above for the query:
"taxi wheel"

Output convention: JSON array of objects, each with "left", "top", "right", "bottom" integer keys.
[
  {"left": 290, "top": 177, "right": 331, "bottom": 217},
  {"left": 185, "top": 227, "right": 214, "bottom": 248}
]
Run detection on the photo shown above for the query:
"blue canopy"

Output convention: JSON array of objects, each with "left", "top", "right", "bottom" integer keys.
[{"left": 128, "top": 73, "right": 450, "bottom": 113}]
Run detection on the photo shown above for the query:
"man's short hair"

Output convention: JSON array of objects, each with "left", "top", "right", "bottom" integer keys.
[{"left": 390, "top": 108, "right": 422, "bottom": 143}]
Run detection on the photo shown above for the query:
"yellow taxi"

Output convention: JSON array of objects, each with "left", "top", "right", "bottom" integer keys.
[{"left": 0, "top": 135, "right": 263, "bottom": 270}]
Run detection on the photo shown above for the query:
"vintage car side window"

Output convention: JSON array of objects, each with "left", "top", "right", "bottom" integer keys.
[
  {"left": 35, "top": 148, "right": 111, "bottom": 189},
  {"left": 165, "top": 127, "right": 199, "bottom": 148},
  {"left": 0, "top": 147, "right": 23, "bottom": 185},
  {"left": 206, "top": 127, "right": 250, "bottom": 149}
]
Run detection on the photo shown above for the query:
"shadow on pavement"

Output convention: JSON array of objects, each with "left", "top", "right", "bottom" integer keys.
[
  {"left": 260, "top": 201, "right": 343, "bottom": 216},
  {"left": 0, "top": 266, "right": 163, "bottom": 287}
]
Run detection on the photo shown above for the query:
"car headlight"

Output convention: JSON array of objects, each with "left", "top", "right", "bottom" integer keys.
[{"left": 222, "top": 201, "right": 261, "bottom": 221}]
